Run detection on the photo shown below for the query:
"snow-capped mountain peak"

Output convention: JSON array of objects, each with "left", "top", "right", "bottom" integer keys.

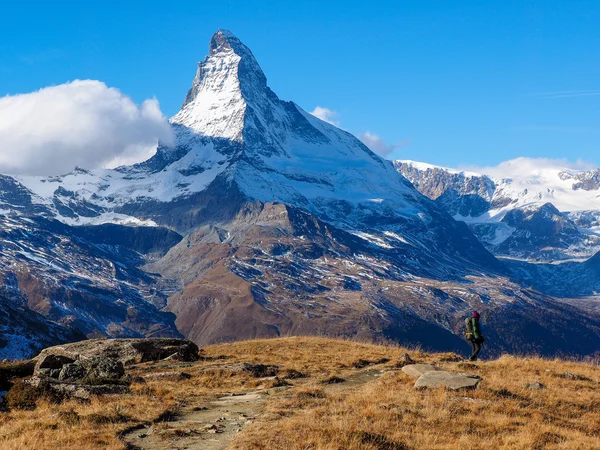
[
  {"left": 171, "top": 29, "right": 267, "bottom": 141},
  {"left": 167, "top": 30, "right": 427, "bottom": 228}
]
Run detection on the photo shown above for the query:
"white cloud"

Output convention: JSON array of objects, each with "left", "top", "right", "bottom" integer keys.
[
  {"left": 459, "top": 157, "right": 596, "bottom": 179},
  {"left": 358, "top": 131, "right": 409, "bottom": 158},
  {"left": 309, "top": 106, "right": 339, "bottom": 126},
  {"left": 0, "top": 80, "right": 173, "bottom": 175},
  {"left": 309, "top": 106, "right": 407, "bottom": 159}
]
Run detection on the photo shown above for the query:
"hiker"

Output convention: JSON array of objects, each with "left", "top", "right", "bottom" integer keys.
[{"left": 465, "top": 311, "right": 485, "bottom": 361}]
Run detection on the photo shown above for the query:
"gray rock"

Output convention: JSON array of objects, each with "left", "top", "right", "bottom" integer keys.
[
  {"left": 525, "top": 382, "right": 546, "bottom": 390},
  {"left": 33, "top": 338, "right": 199, "bottom": 366},
  {"left": 414, "top": 371, "right": 482, "bottom": 390},
  {"left": 142, "top": 371, "right": 192, "bottom": 382},
  {"left": 241, "top": 363, "right": 279, "bottom": 377},
  {"left": 560, "top": 372, "right": 591, "bottom": 381},
  {"left": 401, "top": 353, "right": 415, "bottom": 364},
  {"left": 401, "top": 364, "right": 440, "bottom": 379}
]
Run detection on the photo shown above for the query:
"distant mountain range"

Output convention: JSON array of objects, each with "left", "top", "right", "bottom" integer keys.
[
  {"left": 395, "top": 160, "right": 600, "bottom": 262},
  {"left": 0, "top": 30, "right": 599, "bottom": 358}
]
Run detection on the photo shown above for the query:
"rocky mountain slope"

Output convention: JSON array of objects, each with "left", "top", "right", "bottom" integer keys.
[
  {"left": 0, "top": 30, "right": 600, "bottom": 357},
  {"left": 0, "top": 212, "right": 183, "bottom": 358},
  {"left": 395, "top": 160, "right": 600, "bottom": 262}
]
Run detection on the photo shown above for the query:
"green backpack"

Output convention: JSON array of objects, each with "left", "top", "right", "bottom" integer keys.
[{"left": 464, "top": 317, "right": 480, "bottom": 340}]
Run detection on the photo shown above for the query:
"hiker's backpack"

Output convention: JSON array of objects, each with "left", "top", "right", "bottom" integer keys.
[{"left": 464, "top": 317, "right": 474, "bottom": 340}]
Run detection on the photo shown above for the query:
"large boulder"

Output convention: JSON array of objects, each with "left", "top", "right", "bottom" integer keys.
[
  {"left": 34, "top": 338, "right": 199, "bottom": 368},
  {"left": 401, "top": 364, "right": 440, "bottom": 379},
  {"left": 414, "top": 371, "right": 482, "bottom": 391}
]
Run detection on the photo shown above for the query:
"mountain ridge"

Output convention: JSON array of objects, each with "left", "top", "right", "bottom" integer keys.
[{"left": 395, "top": 159, "right": 600, "bottom": 261}]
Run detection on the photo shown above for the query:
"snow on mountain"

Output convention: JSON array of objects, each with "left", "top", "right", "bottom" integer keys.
[
  {"left": 171, "top": 29, "right": 256, "bottom": 141},
  {"left": 395, "top": 159, "right": 600, "bottom": 261}
]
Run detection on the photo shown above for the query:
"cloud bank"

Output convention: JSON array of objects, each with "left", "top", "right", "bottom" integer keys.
[
  {"left": 309, "top": 106, "right": 405, "bottom": 158},
  {"left": 0, "top": 80, "right": 173, "bottom": 175},
  {"left": 459, "top": 157, "right": 597, "bottom": 178},
  {"left": 358, "top": 131, "right": 408, "bottom": 158},
  {"left": 310, "top": 106, "right": 339, "bottom": 126}
]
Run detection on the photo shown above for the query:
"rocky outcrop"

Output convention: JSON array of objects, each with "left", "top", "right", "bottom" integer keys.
[
  {"left": 496, "top": 203, "right": 583, "bottom": 260},
  {"left": 26, "top": 338, "right": 198, "bottom": 400},
  {"left": 0, "top": 215, "right": 181, "bottom": 344},
  {"left": 34, "top": 338, "right": 200, "bottom": 368}
]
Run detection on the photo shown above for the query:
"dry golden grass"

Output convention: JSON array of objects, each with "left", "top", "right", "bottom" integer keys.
[
  {"left": 0, "top": 337, "right": 598, "bottom": 449},
  {"left": 224, "top": 339, "right": 600, "bottom": 450}
]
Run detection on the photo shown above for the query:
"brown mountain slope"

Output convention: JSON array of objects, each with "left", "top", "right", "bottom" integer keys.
[{"left": 148, "top": 202, "right": 600, "bottom": 356}]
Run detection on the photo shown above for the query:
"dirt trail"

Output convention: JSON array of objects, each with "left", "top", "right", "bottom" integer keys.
[
  {"left": 125, "top": 391, "right": 272, "bottom": 450},
  {"left": 323, "top": 369, "right": 383, "bottom": 393},
  {"left": 124, "top": 368, "right": 388, "bottom": 450}
]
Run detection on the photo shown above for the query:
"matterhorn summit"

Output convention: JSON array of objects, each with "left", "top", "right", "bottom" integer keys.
[{"left": 171, "top": 29, "right": 267, "bottom": 140}]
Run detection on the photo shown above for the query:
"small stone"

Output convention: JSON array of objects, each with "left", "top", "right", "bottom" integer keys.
[
  {"left": 402, "top": 353, "right": 415, "bottom": 364},
  {"left": 525, "top": 382, "right": 546, "bottom": 390},
  {"left": 561, "top": 372, "right": 590, "bottom": 381}
]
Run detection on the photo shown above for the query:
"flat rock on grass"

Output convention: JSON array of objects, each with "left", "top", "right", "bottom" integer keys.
[
  {"left": 34, "top": 338, "right": 199, "bottom": 367},
  {"left": 401, "top": 364, "right": 440, "bottom": 379},
  {"left": 414, "top": 371, "right": 482, "bottom": 391}
]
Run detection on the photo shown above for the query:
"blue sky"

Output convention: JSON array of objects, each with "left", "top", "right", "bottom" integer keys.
[{"left": 1, "top": 0, "right": 599, "bottom": 168}]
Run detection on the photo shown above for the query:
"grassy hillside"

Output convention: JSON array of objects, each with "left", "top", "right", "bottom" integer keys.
[{"left": 1, "top": 337, "right": 599, "bottom": 449}]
